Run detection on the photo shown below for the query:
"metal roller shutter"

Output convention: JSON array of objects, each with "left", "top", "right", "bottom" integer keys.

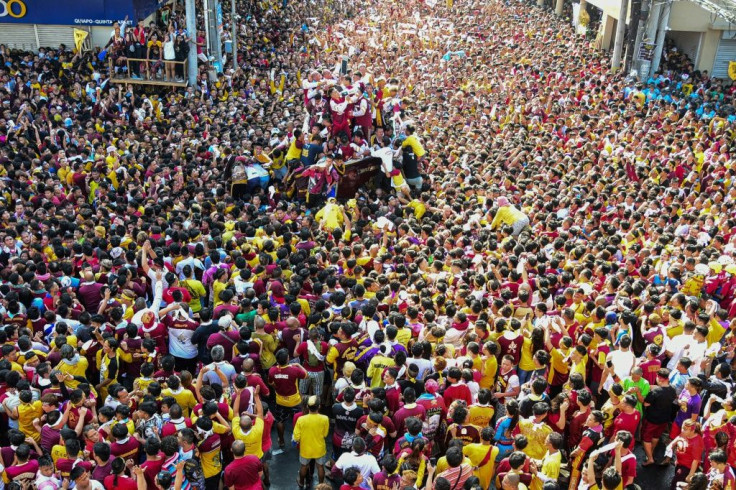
[
  {"left": 713, "top": 37, "right": 736, "bottom": 79},
  {"left": 36, "top": 25, "right": 75, "bottom": 50},
  {"left": 0, "top": 24, "right": 37, "bottom": 51}
]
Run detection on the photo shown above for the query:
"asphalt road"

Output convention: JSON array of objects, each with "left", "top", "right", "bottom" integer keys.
[{"left": 630, "top": 442, "right": 676, "bottom": 490}]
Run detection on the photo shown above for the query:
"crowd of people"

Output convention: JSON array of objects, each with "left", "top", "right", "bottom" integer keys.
[{"left": 1, "top": 0, "right": 736, "bottom": 489}]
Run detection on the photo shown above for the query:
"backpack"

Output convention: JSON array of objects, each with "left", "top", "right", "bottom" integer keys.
[
  {"left": 184, "top": 456, "right": 206, "bottom": 490},
  {"left": 307, "top": 339, "right": 321, "bottom": 368}
]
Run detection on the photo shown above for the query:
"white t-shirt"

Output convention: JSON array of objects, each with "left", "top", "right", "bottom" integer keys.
[
  {"left": 604, "top": 349, "right": 635, "bottom": 390},
  {"left": 504, "top": 375, "right": 520, "bottom": 395},
  {"left": 409, "top": 357, "right": 433, "bottom": 380},
  {"left": 335, "top": 451, "right": 380, "bottom": 487},
  {"left": 666, "top": 334, "right": 694, "bottom": 370},
  {"left": 684, "top": 340, "right": 708, "bottom": 376}
]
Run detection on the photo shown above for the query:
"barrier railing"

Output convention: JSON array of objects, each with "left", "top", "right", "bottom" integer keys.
[{"left": 108, "top": 57, "right": 188, "bottom": 86}]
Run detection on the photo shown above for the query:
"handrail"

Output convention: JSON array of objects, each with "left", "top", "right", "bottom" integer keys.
[{"left": 108, "top": 56, "right": 188, "bottom": 84}]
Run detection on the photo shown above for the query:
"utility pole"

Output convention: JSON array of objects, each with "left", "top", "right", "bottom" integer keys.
[
  {"left": 204, "top": 0, "right": 224, "bottom": 74},
  {"left": 649, "top": 0, "right": 672, "bottom": 76},
  {"left": 637, "top": 0, "right": 660, "bottom": 79},
  {"left": 611, "top": 0, "right": 628, "bottom": 70},
  {"left": 624, "top": 0, "right": 644, "bottom": 74},
  {"left": 186, "top": 0, "right": 198, "bottom": 86},
  {"left": 231, "top": 0, "right": 238, "bottom": 68}
]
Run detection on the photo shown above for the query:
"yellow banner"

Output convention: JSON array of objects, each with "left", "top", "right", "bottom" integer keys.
[{"left": 73, "top": 28, "right": 88, "bottom": 53}]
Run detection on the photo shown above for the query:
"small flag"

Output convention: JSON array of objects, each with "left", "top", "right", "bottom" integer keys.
[{"left": 74, "top": 29, "right": 89, "bottom": 53}]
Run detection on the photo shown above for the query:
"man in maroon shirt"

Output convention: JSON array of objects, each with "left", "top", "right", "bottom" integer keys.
[
  {"left": 567, "top": 390, "right": 593, "bottom": 449},
  {"left": 56, "top": 438, "right": 93, "bottom": 479},
  {"left": 383, "top": 368, "right": 401, "bottom": 416},
  {"left": 153, "top": 356, "right": 179, "bottom": 385},
  {"left": 294, "top": 329, "right": 329, "bottom": 398},
  {"left": 611, "top": 395, "right": 640, "bottom": 445},
  {"left": 206, "top": 319, "right": 240, "bottom": 363},
  {"left": 110, "top": 423, "right": 141, "bottom": 461},
  {"left": 161, "top": 403, "right": 193, "bottom": 437},
  {"left": 242, "top": 359, "right": 270, "bottom": 396},
  {"left": 140, "top": 437, "right": 165, "bottom": 489},
  {"left": 91, "top": 442, "right": 113, "bottom": 483},
  {"left": 78, "top": 271, "right": 104, "bottom": 313},
  {"left": 392, "top": 388, "right": 426, "bottom": 437},
  {"left": 356, "top": 398, "right": 398, "bottom": 459},
  {"left": 356, "top": 411, "right": 389, "bottom": 459},
  {"left": 224, "top": 440, "right": 264, "bottom": 490},
  {"left": 4, "top": 443, "right": 39, "bottom": 486},
  {"left": 442, "top": 367, "right": 473, "bottom": 407},
  {"left": 162, "top": 273, "right": 192, "bottom": 304},
  {"left": 281, "top": 317, "right": 306, "bottom": 360},
  {"left": 268, "top": 349, "right": 308, "bottom": 448}
]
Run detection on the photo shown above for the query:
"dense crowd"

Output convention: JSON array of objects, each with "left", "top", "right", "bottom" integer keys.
[{"left": 1, "top": 0, "right": 736, "bottom": 489}]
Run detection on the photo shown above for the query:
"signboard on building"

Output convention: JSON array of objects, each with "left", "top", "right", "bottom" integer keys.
[{"left": 0, "top": 0, "right": 163, "bottom": 25}]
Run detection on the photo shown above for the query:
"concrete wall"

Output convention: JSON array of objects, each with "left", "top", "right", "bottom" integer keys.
[
  {"left": 697, "top": 29, "right": 722, "bottom": 72},
  {"left": 600, "top": 15, "right": 616, "bottom": 50},
  {"left": 668, "top": 2, "right": 712, "bottom": 32},
  {"left": 586, "top": 0, "right": 628, "bottom": 20}
]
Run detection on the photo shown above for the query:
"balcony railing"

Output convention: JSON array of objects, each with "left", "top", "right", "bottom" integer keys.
[{"left": 108, "top": 57, "right": 188, "bottom": 87}]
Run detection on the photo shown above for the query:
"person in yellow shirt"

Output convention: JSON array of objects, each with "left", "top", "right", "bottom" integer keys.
[
  {"left": 212, "top": 268, "right": 229, "bottom": 307},
  {"left": 462, "top": 427, "right": 498, "bottom": 489},
  {"left": 284, "top": 129, "right": 304, "bottom": 166},
  {"left": 529, "top": 432, "right": 563, "bottom": 490},
  {"left": 401, "top": 124, "right": 426, "bottom": 160},
  {"left": 570, "top": 345, "right": 589, "bottom": 382},
  {"left": 434, "top": 439, "right": 472, "bottom": 475},
  {"left": 468, "top": 389, "right": 495, "bottom": 428},
  {"left": 253, "top": 317, "right": 277, "bottom": 369},
  {"left": 2, "top": 345, "right": 25, "bottom": 375},
  {"left": 194, "top": 417, "right": 226, "bottom": 482},
  {"left": 407, "top": 196, "right": 427, "bottom": 219},
  {"left": 490, "top": 196, "right": 530, "bottom": 236},
  {"left": 17, "top": 390, "right": 43, "bottom": 442},
  {"left": 518, "top": 328, "right": 543, "bottom": 381},
  {"left": 161, "top": 375, "right": 197, "bottom": 417},
  {"left": 232, "top": 412, "right": 265, "bottom": 459},
  {"left": 133, "top": 363, "right": 156, "bottom": 394},
  {"left": 56, "top": 344, "right": 89, "bottom": 389},
  {"left": 480, "top": 341, "right": 499, "bottom": 390},
  {"left": 314, "top": 198, "right": 347, "bottom": 231},
  {"left": 366, "top": 344, "right": 394, "bottom": 388},
  {"left": 191, "top": 402, "right": 232, "bottom": 436},
  {"left": 232, "top": 384, "right": 265, "bottom": 458},
  {"left": 292, "top": 396, "right": 329, "bottom": 487},
  {"left": 393, "top": 317, "right": 412, "bottom": 348},
  {"left": 517, "top": 404, "right": 554, "bottom": 460}
]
